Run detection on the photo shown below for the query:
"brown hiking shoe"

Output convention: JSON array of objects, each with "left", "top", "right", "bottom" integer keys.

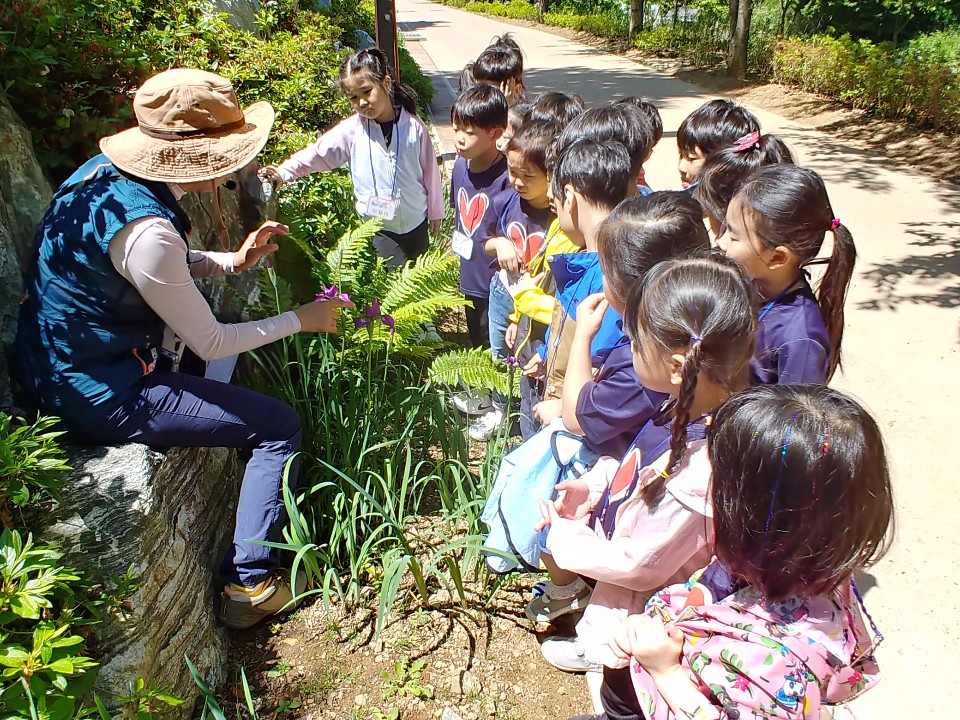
[{"left": 218, "top": 570, "right": 308, "bottom": 630}]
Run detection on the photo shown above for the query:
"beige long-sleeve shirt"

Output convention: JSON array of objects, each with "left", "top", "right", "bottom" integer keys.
[{"left": 107, "top": 186, "right": 300, "bottom": 361}]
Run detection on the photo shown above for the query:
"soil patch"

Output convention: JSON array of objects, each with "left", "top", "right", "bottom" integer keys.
[{"left": 225, "top": 580, "right": 594, "bottom": 720}]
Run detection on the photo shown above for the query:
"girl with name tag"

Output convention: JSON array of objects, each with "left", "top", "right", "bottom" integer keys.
[{"left": 262, "top": 48, "right": 444, "bottom": 269}]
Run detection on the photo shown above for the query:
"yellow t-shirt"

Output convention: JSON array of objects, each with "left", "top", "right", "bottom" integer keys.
[{"left": 512, "top": 218, "right": 581, "bottom": 325}]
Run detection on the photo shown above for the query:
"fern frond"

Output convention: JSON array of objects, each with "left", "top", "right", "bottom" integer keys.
[
  {"left": 325, "top": 218, "right": 382, "bottom": 287},
  {"left": 381, "top": 250, "right": 460, "bottom": 314},
  {"left": 428, "top": 347, "right": 514, "bottom": 395},
  {"left": 248, "top": 267, "right": 295, "bottom": 317}
]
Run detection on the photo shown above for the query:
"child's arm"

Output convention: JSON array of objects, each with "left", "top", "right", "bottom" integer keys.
[
  {"left": 274, "top": 116, "right": 356, "bottom": 183},
  {"left": 612, "top": 616, "right": 720, "bottom": 720},
  {"left": 777, "top": 338, "right": 830, "bottom": 384},
  {"left": 542, "top": 480, "right": 711, "bottom": 592},
  {"left": 417, "top": 122, "right": 445, "bottom": 235},
  {"left": 484, "top": 236, "right": 523, "bottom": 272},
  {"left": 561, "top": 293, "right": 608, "bottom": 434}
]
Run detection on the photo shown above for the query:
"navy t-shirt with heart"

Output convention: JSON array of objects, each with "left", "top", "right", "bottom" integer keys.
[
  {"left": 497, "top": 193, "right": 554, "bottom": 266},
  {"left": 450, "top": 155, "right": 513, "bottom": 298}
]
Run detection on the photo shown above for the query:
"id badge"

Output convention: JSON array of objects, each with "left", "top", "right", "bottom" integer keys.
[
  {"left": 366, "top": 195, "right": 397, "bottom": 220},
  {"left": 452, "top": 230, "right": 474, "bottom": 260}
]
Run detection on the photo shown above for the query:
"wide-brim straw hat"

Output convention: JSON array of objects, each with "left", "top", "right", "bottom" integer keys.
[{"left": 100, "top": 68, "right": 275, "bottom": 184}]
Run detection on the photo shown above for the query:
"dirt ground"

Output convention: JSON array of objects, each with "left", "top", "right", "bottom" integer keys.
[{"left": 226, "top": 576, "right": 594, "bottom": 720}]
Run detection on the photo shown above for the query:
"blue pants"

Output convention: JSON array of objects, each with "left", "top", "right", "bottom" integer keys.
[
  {"left": 77, "top": 371, "right": 301, "bottom": 587},
  {"left": 488, "top": 273, "right": 513, "bottom": 363}
]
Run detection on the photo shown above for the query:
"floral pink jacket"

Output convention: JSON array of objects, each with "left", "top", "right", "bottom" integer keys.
[{"left": 630, "top": 575, "right": 881, "bottom": 720}]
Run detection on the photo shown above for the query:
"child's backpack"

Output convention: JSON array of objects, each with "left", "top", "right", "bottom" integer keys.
[{"left": 481, "top": 419, "right": 600, "bottom": 573}]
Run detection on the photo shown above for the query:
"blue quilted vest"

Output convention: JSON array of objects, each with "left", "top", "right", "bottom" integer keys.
[{"left": 14, "top": 154, "right": 192, "bottom": 427}]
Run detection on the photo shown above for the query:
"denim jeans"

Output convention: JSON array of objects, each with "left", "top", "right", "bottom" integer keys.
[
  {"left": 488, "top": 274, "right": 517, "bottom": 410},
  {"left": 78, "top": 370, "right": 302, "bottom": 587}
]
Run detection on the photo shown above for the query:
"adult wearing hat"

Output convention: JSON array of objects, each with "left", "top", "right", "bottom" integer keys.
[{"left": 13, "top": 69, "right": 352, "bottom": 629}]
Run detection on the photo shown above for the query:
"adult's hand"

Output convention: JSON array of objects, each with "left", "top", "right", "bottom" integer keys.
[
  {"left": 294, "top": 298, "right": 355, "bottom": 333},
  {"left": 258, "top": 166, "right": 285, "bottom": 191},
  {"left": 234, "top": 221, "right": 288, "bottom": 272}
]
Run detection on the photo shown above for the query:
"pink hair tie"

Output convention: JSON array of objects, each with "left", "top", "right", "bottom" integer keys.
[
  {"left": 830, "top": 218, "right": 842, "bottom": 231},
  {"left": 732, "top": 131, "right": 761, "bottom": 153}
]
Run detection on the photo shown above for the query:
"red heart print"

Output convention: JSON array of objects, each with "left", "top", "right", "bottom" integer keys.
[
  {"left": 457, "top": 188, "right": 489, "bottom": 237},
  {"left": 506, "top": 221, "right": 545, "bottom": 260}
]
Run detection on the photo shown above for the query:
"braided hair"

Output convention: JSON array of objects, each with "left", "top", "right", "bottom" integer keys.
[{"left": 623, "top": 254, "right": 759, "bottom": 504}]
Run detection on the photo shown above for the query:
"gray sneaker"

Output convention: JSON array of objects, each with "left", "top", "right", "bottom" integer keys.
[
  {"left": 451, "top": 390, "right": 493, "bottom": 416},
  {"left": 218, "top": 570, "right": 307, "bottom": 630},
  {"left": 525, "top": 580, "right": 592, "bottom": 623},
  {"left": 540, "top": 635, "right": 602, "bottom": 673}
]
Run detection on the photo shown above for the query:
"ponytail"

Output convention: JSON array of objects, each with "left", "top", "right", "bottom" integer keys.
[
  {"left": 733, "top": 165, "right": 856, "bottom": 381},
  {"left": 623, "top": 255, "right": 758, "bottom": 507},
  {"left": 340, "top": 48, "right": 419, "bottom": 116},
  {"left": 817, "top": 222, "right": 856, "bottom": 380},
  {"left": 641, "top": 342, "right": 702, "bottom": 505}
]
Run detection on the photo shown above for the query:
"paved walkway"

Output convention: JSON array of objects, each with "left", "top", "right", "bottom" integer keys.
[{"left": 397, "top": 0, "right": 960, "bottom": 714}]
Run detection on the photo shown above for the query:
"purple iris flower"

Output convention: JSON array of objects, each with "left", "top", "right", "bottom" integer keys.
[
  {"left": 356, "top": 298, "right": 395, "bottom": 334},
  {"left": 504, "top": 356, "right": 520, "bottom": 368},
  {"left": 316, "top": 284, "right": 351, "bottom": 303}
]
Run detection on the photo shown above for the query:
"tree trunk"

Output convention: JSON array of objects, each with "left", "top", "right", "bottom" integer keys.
[
  {"left": 778, "top": 0, "right": 788, "bottom": 35},
  {"left": 727, "top": 0, "right": 752, "bottom": 79},
  {"left": 729, "top": 0, "right": 738, "bottom": 40},
  {"left": 629, "top": 0, "right": 645, "bottom": 37},
  {"left": 672, "top": 0, "right": 681, "bottom": 29},
  {"left": 538, "top": 0, "right": 548, "bottom": 23}
]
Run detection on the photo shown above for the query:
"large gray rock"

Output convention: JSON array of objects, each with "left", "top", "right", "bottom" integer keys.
[
  {"left": 40, "top": 443, "right": 241, "bottom": 713},
  {"left": 207, "top": 0, "right": 262, "bottom": 31},
  {"left": 180, "top": 161, "right": 275, "bottom": 322},
  {"left": 0, "top": 95, "right": 53, "bottom": 405}
]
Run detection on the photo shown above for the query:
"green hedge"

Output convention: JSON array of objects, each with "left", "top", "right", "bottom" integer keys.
[{"left": 773, "top": 32, "right": 960, "bottom": 131}]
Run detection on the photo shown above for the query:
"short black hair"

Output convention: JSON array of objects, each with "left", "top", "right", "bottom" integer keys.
[
  {"left": 615, "top": 96, "right": 663, "bottom": 146},
  {"left": 529, "top": 91, "right": 586, "bottom": 126},
  {"left": 551, "top": 138, "right": 632, "bottom": 210},
  {"left": 507, "top": 101, "right": 532, "bottom": 131},
  {"left": 677, "top": 99, "right": 760, "bottom": 158},
  {"left": 473, "top": 46, "right": 522, "bottom": 84},
  {"left": 451, "top": 84, "right": 508, "bottom": 131},
  {"left": 459, "top": 62, "right": 476, "bottom": 93},
  {"left": 506, "top": 120, "right": 560, "bottom": 173},
  {"left": 555, "top": 104, "right": 654, "bottom": 179}
]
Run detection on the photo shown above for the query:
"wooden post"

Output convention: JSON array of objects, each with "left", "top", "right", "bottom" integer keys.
[{"left": 374, "top": 0, "right": 401, "bottom": 78}]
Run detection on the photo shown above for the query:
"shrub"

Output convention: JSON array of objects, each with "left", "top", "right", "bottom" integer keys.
[
  {"left": 544, "top": 10, "right": 629, "bottom": 38},
  {"left": 773, "top": 32, "right": 960, "bottom": 131}
]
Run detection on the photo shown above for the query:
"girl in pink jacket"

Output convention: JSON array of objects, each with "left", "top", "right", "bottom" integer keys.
[
  {"left": 262, "top": 48, "right": 444, "bottom": 268},
  {"left": 600, "top": 384, "right": 892, "bottom": 720},
  {"left": 537, "top": 255, "right": 757, "bottom": 674}
]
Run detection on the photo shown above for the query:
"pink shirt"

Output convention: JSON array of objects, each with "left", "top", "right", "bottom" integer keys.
[
  {"left": 277, "top": 110, "right": 444, "bottom": 234},
  {"left": 547, "top": 439, "right": 715, "bottom": 667}
]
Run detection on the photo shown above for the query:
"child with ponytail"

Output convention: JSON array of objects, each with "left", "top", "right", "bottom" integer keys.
[
  {"left": 694, "top": 131, "right": 794, "bottom": 237},
  {"left": 720, "top": 164, "right": 855, "bottom": 384},
  {"left": 598, "top": 384, "right": 893, "bottom": 720},
  {"left": 261, "top": 48, "right": 444, "bottom": 268},
  {"left": 533, "top": 255, "right": 757, "bottom": 674}
]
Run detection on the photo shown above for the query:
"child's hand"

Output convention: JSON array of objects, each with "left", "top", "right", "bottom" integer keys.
[
  {"left": 535, "top": 478, "right": 593, "bottom": 531},
  {"left": 507, "top": 273, "right": 536, "bottom": 298},
  {"left": 258, "top": 166, "right": 285, "bottom": 191},
  {"left": 611, "top": 615, "right": 684, "bottom": 677},
  {"left": 505, "top": 323, "right": 518, "bottom": 349},
  {"left": 522, "top": 353, "right": 542, "bottom": 377},
  {"left": 533, "top": 398, "right": 562, "bottom": 425},
  {"left": 575, "top": 293, "right": 609, "bottom": 340},
  {"left": 429, "top": 219, "right": 442, "bottom": 236},
  {"left": 492, "top": 236, "right": 523, "bottom": 273}
]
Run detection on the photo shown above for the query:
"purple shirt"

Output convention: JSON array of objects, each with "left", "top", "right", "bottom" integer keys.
[
  {"left": 451, "top": 155, "right": 512, "bottom": 298},
  {"left": 497, "top": 193, "right": 554, "bottom": 266},
  {"left": 751, "top": 280, "right": 830, "bottom": 385},
  {"left": 577, "top": 339, "right": 670, "bottom": 457}
]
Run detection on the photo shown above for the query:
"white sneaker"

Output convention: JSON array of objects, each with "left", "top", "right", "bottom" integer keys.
[
  {"left": 468, "top": 407, "right": 504, "bottom": 441},
  {"left": 525, "top": 578, "right": 592, "bottom": 622},
  {"left": 452, "top": 390, "right": 493, "bottom": 416},
  {"left": 540, "top": 636, "right": 602, "bottom": 673}
]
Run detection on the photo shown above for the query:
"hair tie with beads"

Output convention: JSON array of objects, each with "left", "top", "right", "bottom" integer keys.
[
  {"left": 732, "top": 131, "right": 761, "bottom": 153},
  {"left": 830, "top": 218, "right": 842, "bottom": 231}
]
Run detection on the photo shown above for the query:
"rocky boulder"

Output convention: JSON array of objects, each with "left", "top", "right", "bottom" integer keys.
[
  {"left": 0, "top": 95, "right": 53, "bottom": 406},
  {"left": 40, "top": 443, "right": 242, "bottom": 712}
]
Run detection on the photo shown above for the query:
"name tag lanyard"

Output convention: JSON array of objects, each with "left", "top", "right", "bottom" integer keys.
[{"left": 367, "top": 116, "right": 401, "bottom": 202}]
